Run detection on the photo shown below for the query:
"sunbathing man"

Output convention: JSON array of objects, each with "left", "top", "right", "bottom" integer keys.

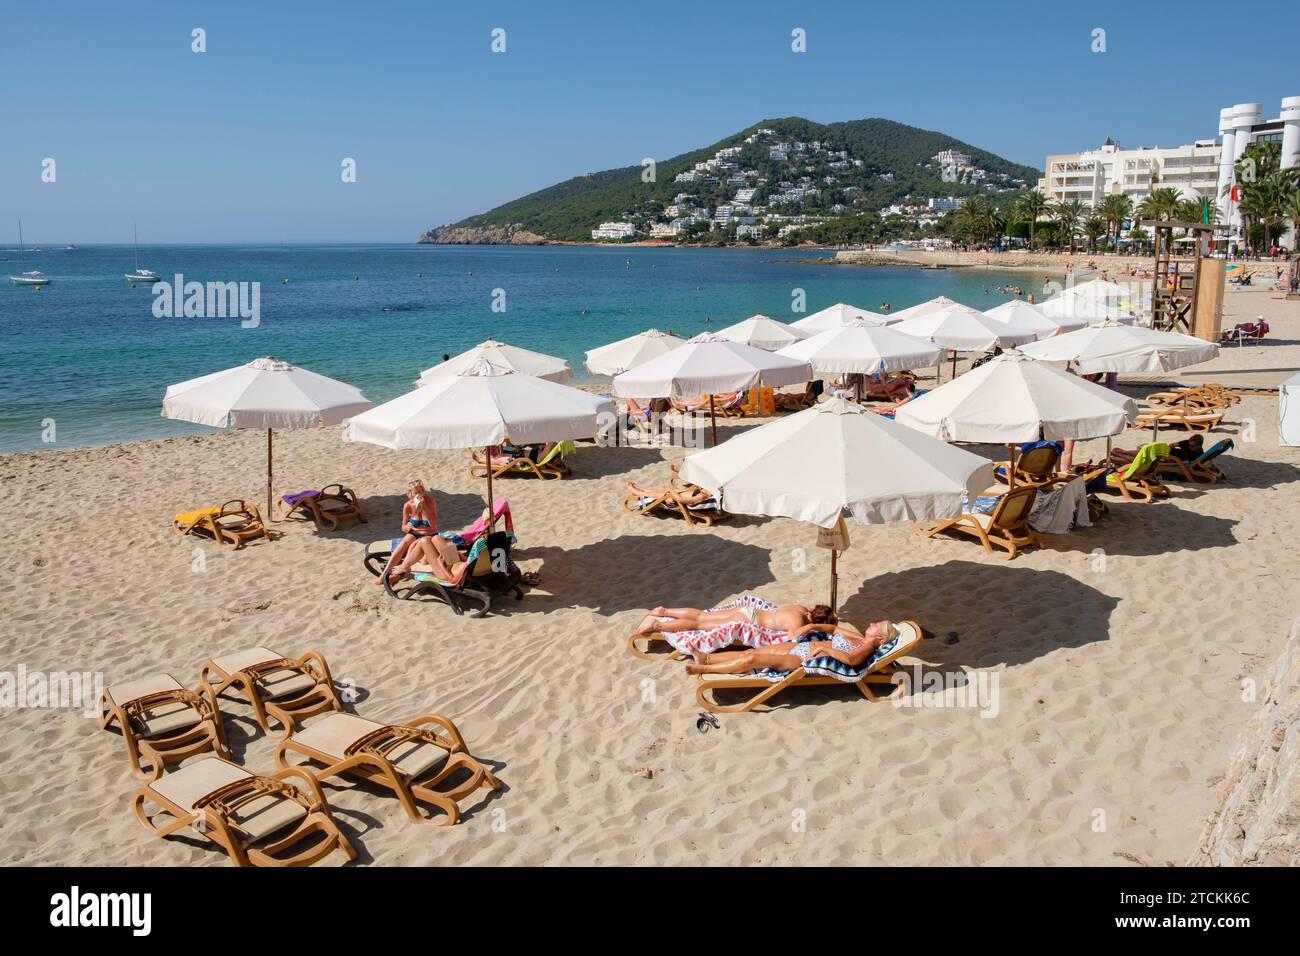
[
  {"left": 640, "top": 597, "right": 835, "bottom": 634},
  {"left": 685, "top": 620, "right": 897, "bottom": 674},
  {"left": 1108, "top": 434, "right": 1202, "bottom": 466},
  {"left": 378, "top": 480, "right": 440, "bottom": 584}
]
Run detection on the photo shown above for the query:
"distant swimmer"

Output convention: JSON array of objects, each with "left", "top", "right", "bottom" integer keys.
[
  {"left": 354, "top": 276, "right": 360, "bottom": 281},
  {"left": 581, "top": 309, "right": 589, "bottom": 315},
  {"left": 282, "top": 277, "right": 289, "bottom": 283},
  {"left": 468, "top": 271, "right": 474, "bottom": 276},
  {"left": 417, "top": 273, "right": 423, "bottom": 278}
]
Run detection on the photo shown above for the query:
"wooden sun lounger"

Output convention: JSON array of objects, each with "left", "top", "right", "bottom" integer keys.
[
  {"left": 923, "top": 485, "right": 1042, "bottom": 559},
  {"left": 199, "top": 647, "right": 342, "bottom": 732},
  {"left": 173, "top": 500, "right": 272, "bottom": 549},
  {"left": 671, "top": 392, "right": 744, "bottom": 417},
  {"left": 993, "top": 445, "right": 1062, "bottom": 487},
  {"left": 280, "top": 484, "right": 366, "bottom": 531},
  {"left": 621, "top": 478, "right": 727, "bottom": 528},
  {"left": 1103, "top": 457, "right": 1171, "bottom": 502},
  {"left": 469, "top": 442, "right": 573, "bottom": 481},
  {"left": 694, "top": 620, "right": 923, "bottom": 714},
  {"left": 131, "top": 756, "right": 356, "bottom": 867},
  {"left": 774, "top": 384, "right": 818, "bottom": 411},
  {"left": 1154, "top": 439, "right": 1234, "bottom": 485},
  {"left": 1134, "top": 406, "right": 1224, "bottom": 433},
  {"left": 275, "top": 711, "right": 501, "bottom": 826},
  {"left": 99, "top": 673, "right": 228, "bottom": 779}
]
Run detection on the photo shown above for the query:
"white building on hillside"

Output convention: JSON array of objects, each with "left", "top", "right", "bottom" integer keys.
[{"left": 591, "top": 222, "right": 637, "bottom": 241}]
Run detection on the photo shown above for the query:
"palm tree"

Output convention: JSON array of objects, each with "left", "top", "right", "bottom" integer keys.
[
  {"left": 1014, "top": 190, "right": 1049, "bottom": 250},
  {"left": 1128, "top": 225, "right": 1149, "bottom": 254},
  {"left": 1136, "top": 187, "right": 1183, "bottom": 224},
  {"left": 947, "top": 196, "right": 1004, "bottom": 248},
  {"left": 1052, "top": 199, "right": 1088, "bottom": 254},
  {"left": 1099, "top": 194, "right": 1134, "bottom": 247},
  {"left": 1082, "top": 215, "right": 1107, "bottom": 253},
  {"left": 1285, "top": 189, "right": 1300, "bottom": 252}
]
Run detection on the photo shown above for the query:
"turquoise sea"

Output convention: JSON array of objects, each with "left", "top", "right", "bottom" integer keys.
[{"left": 0, "top": 244, "right": 1040, "bottom": 453}]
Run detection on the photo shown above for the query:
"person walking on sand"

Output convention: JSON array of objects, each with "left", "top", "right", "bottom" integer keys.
[{"left": 685, "top": 621, "right": 897, "bottom": 674}]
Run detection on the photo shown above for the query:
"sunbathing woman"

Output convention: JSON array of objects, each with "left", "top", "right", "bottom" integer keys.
[
  {"left": 378, "top": 480, "right": 440, "bottom": 584},
  {"left": 625, "top": 480, "right": 718, "bottom": 512},
  {"left": 685, "top": 620, "right": 898, "bottom": 674},
  {"left": 392, "top": 533, "right": 467, "bottom": 582},
  {"left": 640, "top": 598, "right": 835, "bottom": 634}
]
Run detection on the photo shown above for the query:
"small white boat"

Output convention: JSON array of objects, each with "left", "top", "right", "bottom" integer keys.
[
  {"left": 125, "top": 223, "right": 159, "bottom": 284},
  {"left": 9, "top": 222, "right": 52, "bottom": 285}
]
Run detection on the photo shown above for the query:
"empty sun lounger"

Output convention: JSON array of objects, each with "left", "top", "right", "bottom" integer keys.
[
  {"left": 199, "top": 647, "right": 342, "bottom": 732},
  {"left": 274, "top": 711, "right": 501, "bottom": 826},
  {"left": 993, "top": 440, "right": 1063, "bottom": 487},
  {"left": 99, "top": 673, "right": 228, "bottom": 779},
  {"left": 694, "top": 620, "right": 923, "bottom": 713},
  {"left": 280, "top": 484, "right": 366, "bottom": 531},
  {"left": 131, "top": 756, "right": 356, "bottom": 867},
  {"left": 923, "top": 485, "right": 1042, "bottom": 559},
  {"left": 173, "top": 500, "right": 271, "bottom": 549},
  {"left": 1134, "top": 405, "right": 1224, "bottom": 433}
]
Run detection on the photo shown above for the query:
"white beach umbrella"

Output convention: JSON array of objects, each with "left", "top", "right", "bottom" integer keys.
[
  {"left": 885, "top": 295, "right": 960, "bottom": 323},
  {"left": 679, "top": 397, "right": 993, "bottom": 607},
  {"left": 612, "top": 332, "right": 812, "bottom": 443},
  {"left": 418, "top": 337, "right": 572, "bottom": 386},
  {"left": 1039, "top": 295, "right": 1134, "bottom": 325},
  {"left": 893, "top": 303, "right": 1040, "bottom": 352},
  {"left": 162, "top": 356, "right": 374, "bottom": 514},
  {"left": 715, "top": 314, "right": 806, "bottom": 350},
  {"left": 984, "top": 299, "right": 1076, "bottom": 337},
  {"left": 345, "top": 357, "right": 613, "bottom": 515},
  {"left": 1062, "top": 278, "right": 1136, "bottom": 301},
  {"left": 584, "top": 328, "right": 685, "bottom": 375},
  {"left": 775, "top": 321, "right": 943, "bottom": 376},
  {"left": 1017, "top": 319, "right": 1218, "bottom": 373},
  {"left": 791, "top": 301, "right": 893, "bottom": 333},
  {"left": 894, "top": 350, "right": 1138, "bottom": 449}
]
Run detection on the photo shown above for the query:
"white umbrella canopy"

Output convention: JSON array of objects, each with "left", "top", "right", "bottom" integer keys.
[
  {"left": 612, "top": 332, "right": 811, "bottom": 398},
  {"left": 162, "top": 356, "right": 373, "bottom": 428},
  {"left": 585, "top": 328, "right": 685, "bottom": 375},
  {"left": 418, "top": 337, "right": 572, "bottom": 386},
  {"left": 892, "top": 303, "right": 1040, "bottom": 351},
  {"left": 1017, "top": 319, "right": 1219, "bottom": 373},
  {"left": 345, "top": 358, "right": 612, "bottom": 450},
  {"left": 162, "top": 356, "right": 374, "bottom": 515},
  {"left": 894, "top": 350, "right": 1138, "bottom": 443},
  {"left": 791, "top": 301, "right": 893, "bottom": 333},
  {"left": 715, "top": 314, "right": 806, "bottom": 350},
  {"left": 1062, "top": 278, "right": 1135, "bottom": 301},
  {"left": 1039, "top": 295, "right": 1134, "bottom": 325},
  {"left": 775, "top": 321, "right": 943, "bottom": 375},
  {"left": 885, "top": 295, "right": 960, "bottom": 323},
  {"left": 680, "top": 397, "right": 993, "bottom": 529},
  {"left": 679, "top": 396, "right": 993, "bottom": 608},
  {"left": 984, "top": 299, "right": 1077, "bottom": 337}
]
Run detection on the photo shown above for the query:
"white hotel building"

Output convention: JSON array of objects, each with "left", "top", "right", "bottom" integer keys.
[{"left": 1041, "top": 96, "right": 1300, "bottom": 244}]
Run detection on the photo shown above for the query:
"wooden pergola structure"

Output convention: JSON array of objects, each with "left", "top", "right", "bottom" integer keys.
[{"left": 1142, "top": 219, "right": 1227, "bottom": 337}]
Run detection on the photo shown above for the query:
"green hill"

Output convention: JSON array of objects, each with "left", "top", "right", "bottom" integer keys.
[{"left": 421, "top": 117, "right": 1040, "bottom": 244}]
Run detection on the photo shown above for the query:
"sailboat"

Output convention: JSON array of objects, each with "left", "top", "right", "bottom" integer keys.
[
  {"left": 9, "top": 221, "right": 51, "bottom": 285},
  {"left": 124, "top": 223, "right": 160, "bottom": 285}
]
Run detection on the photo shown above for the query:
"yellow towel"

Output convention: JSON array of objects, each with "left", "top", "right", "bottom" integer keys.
[{"left": 175, "top": 506, "right": 220, "bottom": 525}]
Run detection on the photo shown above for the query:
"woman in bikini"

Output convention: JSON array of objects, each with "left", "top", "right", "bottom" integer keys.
[
  {"left": 378, "top": 480, "right": 440, "bottom": 584},
  {"left": 639, "top": 598, "right": 835, "bottom": 634},
  {"left": 685, "top": 620, "right": 897, "bottom": 674}
]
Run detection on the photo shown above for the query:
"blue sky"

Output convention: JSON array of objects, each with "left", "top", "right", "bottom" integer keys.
[{"left": 3, "top": 0, "right": 1297, "bottom": 242}]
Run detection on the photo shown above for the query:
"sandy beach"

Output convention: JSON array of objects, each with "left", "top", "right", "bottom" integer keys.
[{"left": 2, "top": 288, "right": 1298, "bottom": 867}]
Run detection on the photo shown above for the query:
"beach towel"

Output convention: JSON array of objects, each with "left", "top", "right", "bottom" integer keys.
[
  {"left": 1108, "top": 443, "right": 1168, "bottom": 485},
  {"left": 280, "top": 489, "right": 321, "bottom": 506},
  {"left": 1028, "top": 476, "right": 1089, "bottom": 533},
  {"left": 440, "top": 497, "right": 513, "bottom": 549},
  {"left": 174, "top": 506, "right": 220, "bottom": 524},
  {"left": 750, "top": 632, "right": 902, "bottom": 683}
]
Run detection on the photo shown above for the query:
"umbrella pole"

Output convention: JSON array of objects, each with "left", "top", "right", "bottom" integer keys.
[
  {"left": 485, "top": 446, "right": 495, "bottom": 531},
  {"left": 709, "top": 395, "right": 718, "bottom": 447},
  {"left": 950, "top": 350, "right": 957, "bottom": 380},
  {"left": 1106, "top": 436, "right": 1112, "bottom": 468},
  {"left": 1008, "top": 443, "right": 1016, "bottom": 490},
  {"left": 830, "top": 548, "right": 838, "bottom": 613},
  {"left": 266, "top": 428, "right": 273, "bottom": 518}
]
